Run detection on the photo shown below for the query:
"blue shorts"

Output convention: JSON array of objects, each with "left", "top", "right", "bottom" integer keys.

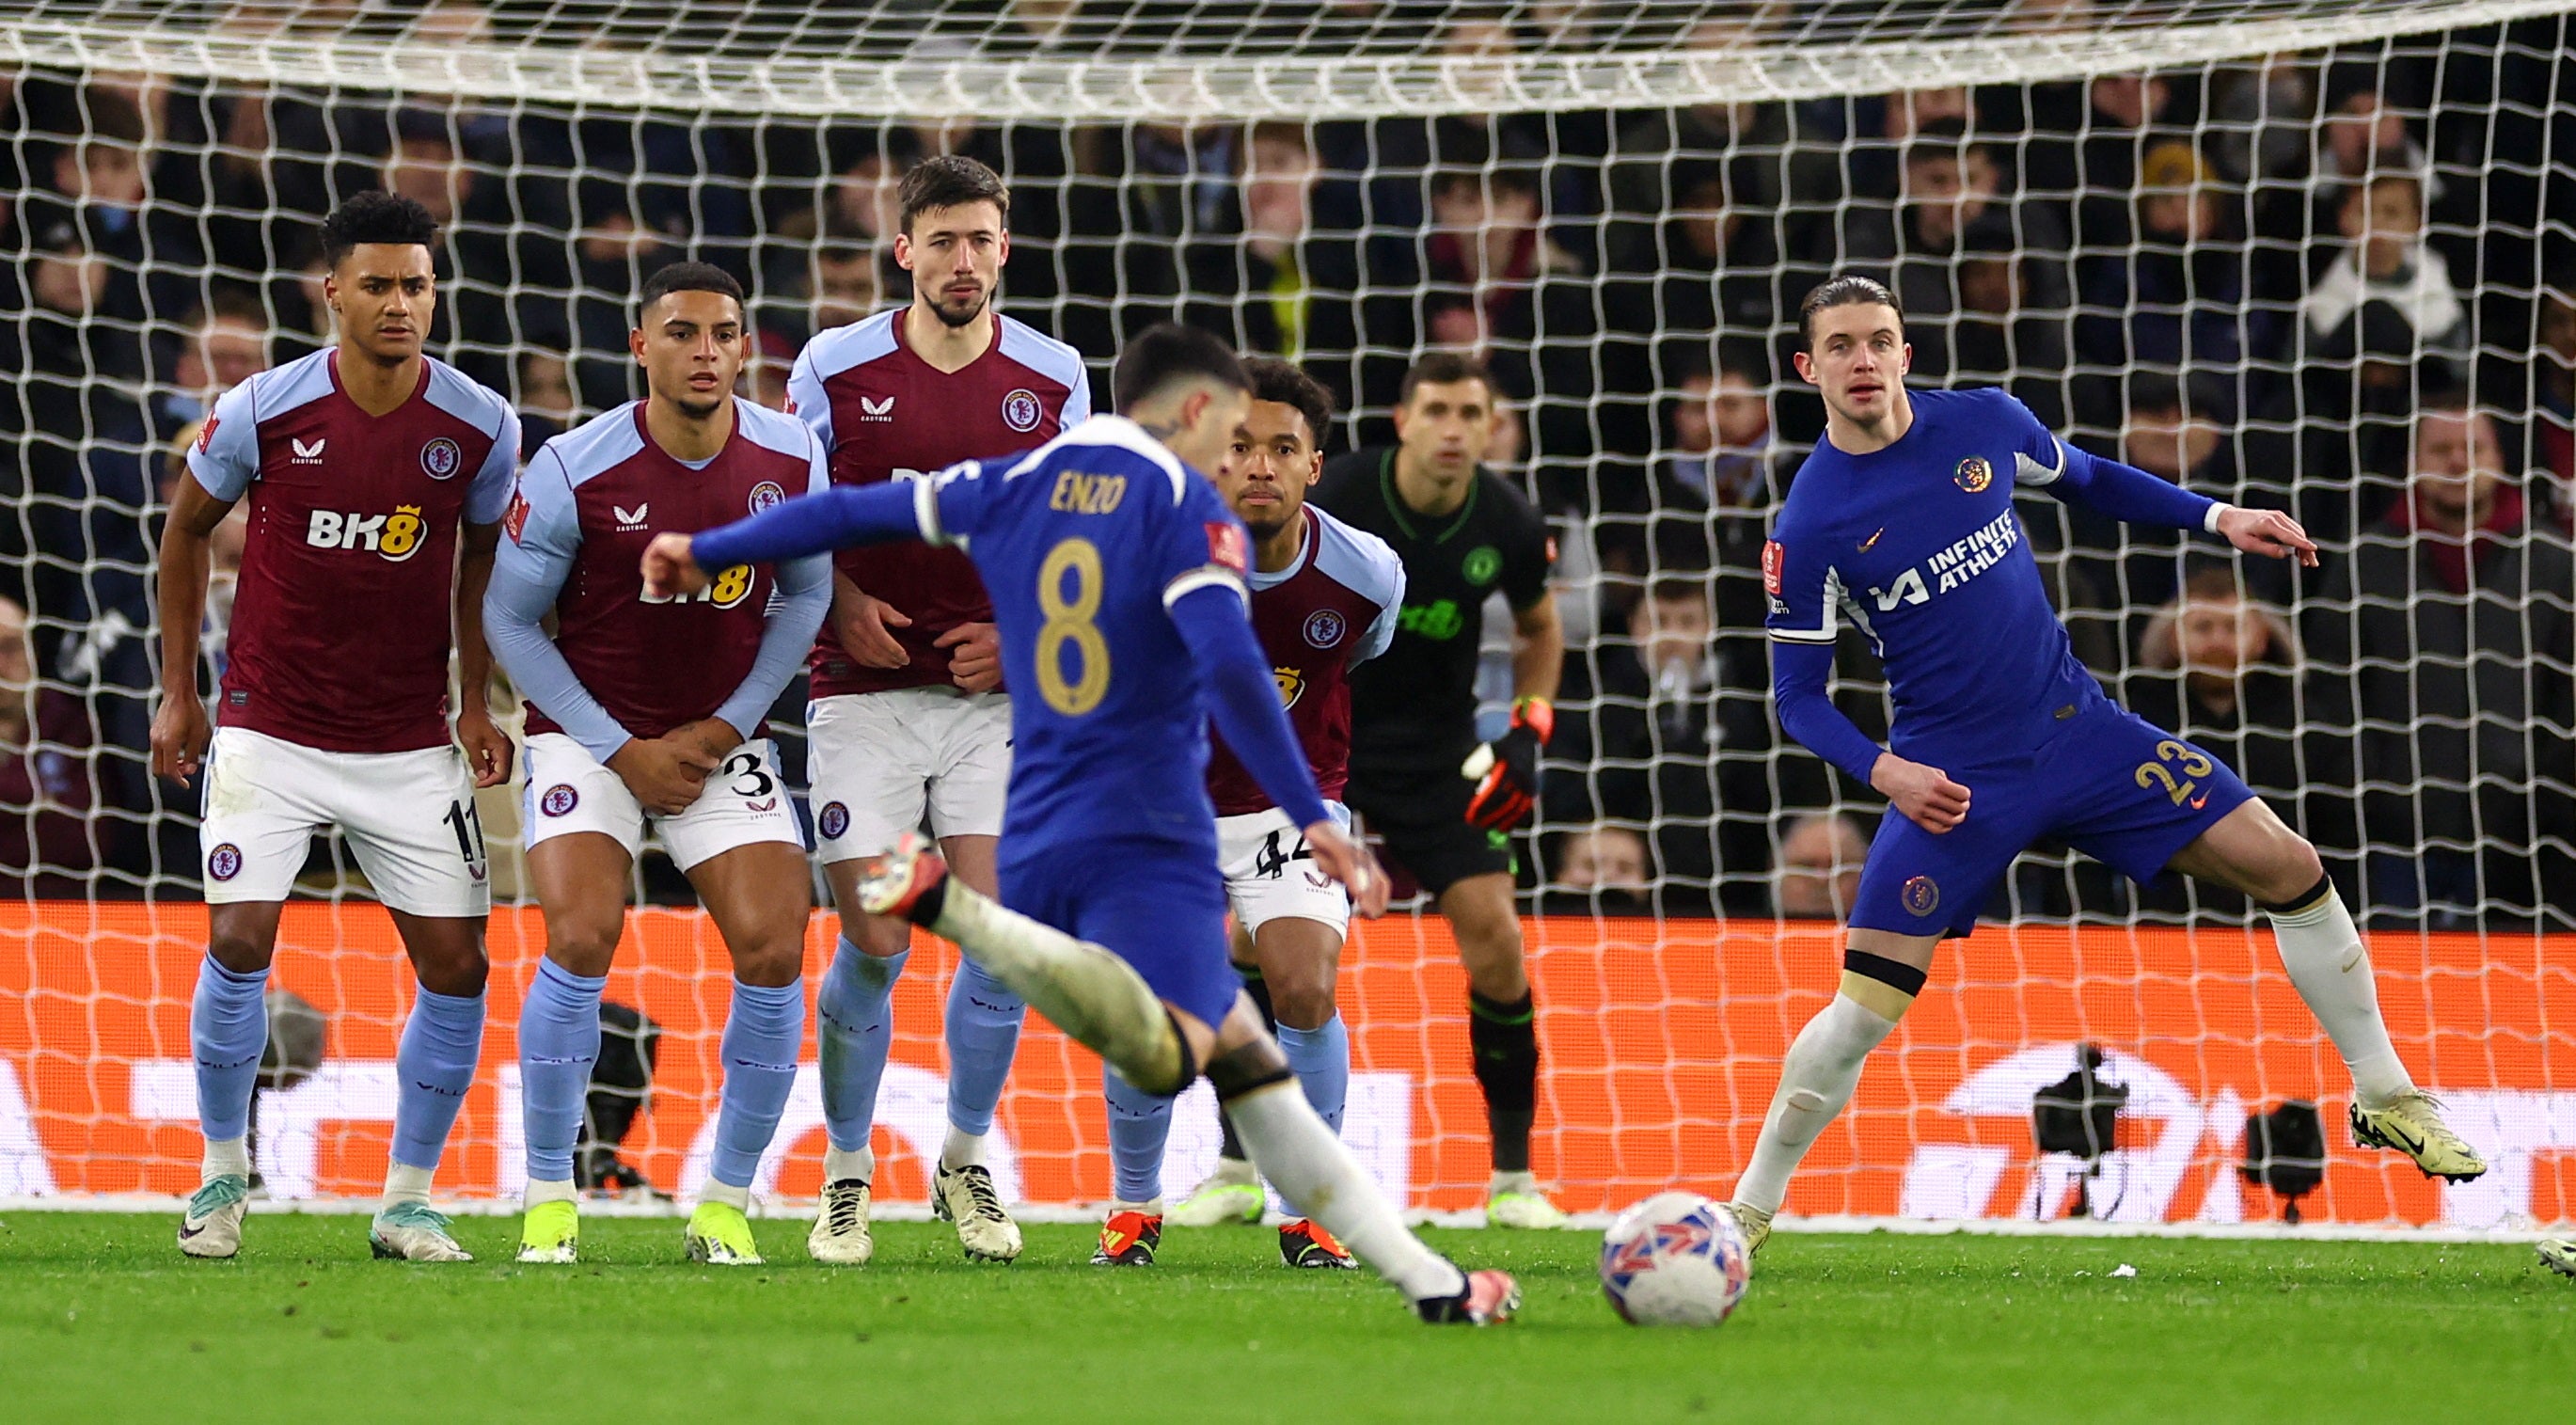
[
  {"left": 1850, "top": 702, "right": 2256, "bottom": 939},
  {"left": 998, "top": 836, "right": 1243, "bottom": 1030}
]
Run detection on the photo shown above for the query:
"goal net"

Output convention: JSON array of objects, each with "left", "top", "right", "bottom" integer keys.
[{"left": 2, "top": 1, "right": 2570, "bottom": 1231}]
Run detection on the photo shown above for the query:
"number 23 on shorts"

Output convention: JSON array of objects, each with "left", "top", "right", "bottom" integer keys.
[{"left": 2133, "top": 738, "right": 2215, "bottom": 809}]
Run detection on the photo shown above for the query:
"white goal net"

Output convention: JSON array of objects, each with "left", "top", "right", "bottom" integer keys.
[{"left": 1, "top": 1, "right": 2569, "bottom": 1231}]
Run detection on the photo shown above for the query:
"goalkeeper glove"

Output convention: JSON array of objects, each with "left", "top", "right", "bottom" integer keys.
[{"left": 1462, "top": 697, "right": 1554, "bottom": 832}]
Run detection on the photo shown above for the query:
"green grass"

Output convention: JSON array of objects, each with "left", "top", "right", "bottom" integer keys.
[{"left": 1, "top": 1212, "right": 2568, "bottom": 1423}]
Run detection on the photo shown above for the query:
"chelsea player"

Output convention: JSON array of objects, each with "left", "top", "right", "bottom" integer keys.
[
  {"left": 1728, "top": 277, "right": 2487, "bottom": 1252},
  {"left": 644, "top": 325, "right": 1518, "bottom": 1323}
]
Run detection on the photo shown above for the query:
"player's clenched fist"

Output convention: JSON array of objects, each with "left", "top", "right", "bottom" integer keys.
[
  {"left": 1304, "top": 819, "right": 1391, "bottom": 919},
  {"left": 640, "top": 532, "right": 708, "bottom": 599},
  {"left": 1871, "top": 752, "right": 1971, "bottom": 834},
  {"left": 608, "top": 735, "right": 717, "bottom": 816},
  {"left": 150, "top": 693, "right": 212, "bottom": 782}
]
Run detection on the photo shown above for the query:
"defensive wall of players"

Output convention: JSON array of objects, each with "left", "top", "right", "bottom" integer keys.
[{"left": 4, "top": 901, "right": 2568, "bottom": 1229}]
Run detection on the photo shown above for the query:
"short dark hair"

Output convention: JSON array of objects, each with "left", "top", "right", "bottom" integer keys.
[
  {"left": 1797, "top": 273, "right": 1904, "bottom": 351},
  {"left": 319, "top": 190, "right": 439, "bottom": 270},
  {"left": 1241, "top": 356, "right": 1335, "bottom": 451},
  {"left": 899, "top": 154, "right": 1010, "bottom": 235},
  {"left": 637, "top": 261, "right": 745, "bottom": 321},
  {"left": 1112, "top": 323, "right": 1248, "bottom": 411},
  {"left": 1398, "top": 350, "right": 1495, "bottom": 407}
]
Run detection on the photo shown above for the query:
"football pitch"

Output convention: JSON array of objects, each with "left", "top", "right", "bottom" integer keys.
[{"left": 2, "top": 1213, "right": 2567, "bottom": 1423}]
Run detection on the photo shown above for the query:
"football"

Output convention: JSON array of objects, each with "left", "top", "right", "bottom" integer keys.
[{"left": 1599, "top": 1192, "right": 1754, "bottom": 1327}]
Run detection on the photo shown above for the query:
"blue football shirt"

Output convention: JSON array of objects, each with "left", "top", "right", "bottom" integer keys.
[
  {"left": 1764, "top": 386, "right": 2109, "bottom": 768},
  {"left": 914, "top": 414, "right": 1256, "bottom": 860}
]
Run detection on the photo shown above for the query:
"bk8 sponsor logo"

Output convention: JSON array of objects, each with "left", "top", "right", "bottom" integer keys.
[
  {"left": 640, "top": 563, "right": 755, "bottom": 608},
  {"left": 306, "top": 505, "right": 429, "bottom": 562}
]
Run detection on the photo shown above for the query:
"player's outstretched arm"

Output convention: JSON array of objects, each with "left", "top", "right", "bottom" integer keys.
[
  {"left": 670, "top": 480, "right": 930, "bottom": 589},
  {"left": 150, "top": 474, "right": 236, "bottom": 782}
]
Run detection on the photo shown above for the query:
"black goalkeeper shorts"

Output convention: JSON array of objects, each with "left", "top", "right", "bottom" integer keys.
[{"left": 1344, "top": 762, "right": 1513, "bottom": 898}]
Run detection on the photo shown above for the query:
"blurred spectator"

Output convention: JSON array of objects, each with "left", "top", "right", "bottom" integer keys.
[
  {"left": 1421, "top": 164, "right": 1616, "bottom": 468},
  {"left": 2306, "top": 393, "right": 2576, "bottom": 929},
  {"left": 2057, "top": 373, "right": 2247, "bottom": 642},
  {"left": 383, "top": 108, "right": 522, "bottom": 388},
  {"left": 153, "top": 291, "right": 273, "bottom": 486},
  {"left": 2536, "top": 287, "right": 2575, "bottom": 505},
  {"left": 1604, "top": 157, "right": 1787, "bottom": 384},
  {"left": 1774, "top": 812, "right": 1868, "bottom": 921},
  {"left": 1596, "top": 347, "right": 1781, "bottom": 594},
  {"left": 2073, "top": 140, "right": 2249, "bottom": 421},
  {"left": 1184, "top": 122, "right": 1367, "bottom": 419},
  {"left": 1548, "top": 578, "right": 1771, "bottom": 913},
  {"left": 760, "top": 220, "right": 885, "bottom": 352},
  {"left": 2297, "top": 173, "right": 2467, "bottom": 382},
  {"left": 1543, "top": 826, "right": 1655, "bottom": 915},
  {"left": 25, "top": 88, "right": 201, "bottom": 375},
  {"left": 0, "top": 594, "right": 115, "bottom": 896},
  {"left": 559, "top": 182, "right": 686, "bottom": 411},
  {"left": 516, "top": 349, "right": 579, "bottom": 458},
  {"left": 2126, "top": 565, "right": 2323, "bottom": 919}
]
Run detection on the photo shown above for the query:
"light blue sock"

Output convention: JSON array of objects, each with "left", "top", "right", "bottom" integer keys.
[
  {"left": 943, "top": 958, "right": 1025, "bottom": 1137},
  {"left": 1276, "top": 1015, "right": 1351, "bottom": 1135},
  {"left": 816, "top": 938, "right": 907, "bottom": 1154},
  {"left": 1102, "top": 1065, "right": 1175, "bottom": 1204},
  {"left": 191, "top": 954, "right": 270, "bottom": 1147},
  {"left": 710, "top": 978, "right": 806, "bottom": 1190},
  {"left": 518, "top": 958, "right": 605, "bottom": 1184},
  {"left": 391, "top": 985, "right": 485, "bottom": 1171}
]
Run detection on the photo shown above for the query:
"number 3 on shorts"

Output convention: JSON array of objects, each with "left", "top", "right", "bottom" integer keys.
[{"left": 2132, "top": 738, "right": 2215, "bottom": 807}]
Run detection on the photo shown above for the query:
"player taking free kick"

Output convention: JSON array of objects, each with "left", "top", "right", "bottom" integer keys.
[
  {"left": 1093, "top": 357, "right": 1404, "bottom": 1271},
  {"left": 485, "top": 263, "right": 831, "bottom": 1267},
  {"left": 1726, "top": 276, "right": 2486, "bottom": 1254},
  {"left": 156, "top": 192, "right": 521, "bottom": 1263},
  {"left": 647, "top": 325, "right": 1516, "bottom": 1323}
]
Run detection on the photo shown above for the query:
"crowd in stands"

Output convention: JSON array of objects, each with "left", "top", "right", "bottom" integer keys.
[{"left": 1, "top": 5, "right": 2570, "bottom": 928}]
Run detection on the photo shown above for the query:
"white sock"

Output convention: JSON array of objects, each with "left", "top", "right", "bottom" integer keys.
[
  {"left": 700, "top": 1179, "right": 751, "bottom": 1211},
  {"left": 1734, "top": 993, "right": 1899, "bottom": 1215},
  {"left": 1491, "top": 1169, "right": 1540, "bottom": 1195},
  {"left": 382, "top": 1162, "right": 435, "bottom": 1211},
  {"left": 824, "top": 1145, "right": 876, "bottom": 1186},
  {"left": 525, "top": 1177, "right": 577, "bottom": 1207},
  {"left": 2268, "top": 885, "right": 2413, "bottom": 1107},
  {"left": 941, "top": 1128, "right": 986, "bottom": 1171},
  {"left": 203, "top": 1136, "right": 249, "bottom": 1183},
  {"left": 1229, "top": 1081, "right": 1466, "bottom": 1303}
]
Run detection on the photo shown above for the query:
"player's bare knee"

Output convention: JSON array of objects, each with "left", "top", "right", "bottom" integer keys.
[
  {"left": 2255, "top": 834, "right": 2328, "bottom": 908},
  {"left": 845, "top": 911, "right": 911, "bottom": 958},
  {"left": 1271, "top": 979, "right": 1336, "bottom": 1033},
  {"left": 204, "top": 925, "right": 277, "bottom": 976},
  {"left": 728, "top": 936, "right": 805, "bottom": 989},
  {"left": 412, "top": 944, "right": 488, "bottom": 999},
  {"left": 544, "top": 924, "right": 622, "bottom": 979}
]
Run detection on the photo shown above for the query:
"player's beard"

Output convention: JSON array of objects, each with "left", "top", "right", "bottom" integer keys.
[
  {"left": 671, "top": 391, "right": 728, "bottom": 422},
  {"left": 927, "top": 282, "right": 989, "bottom": 328},
  {"left": 1241, "top": 509, "right": 1292, "bottom": 546}
]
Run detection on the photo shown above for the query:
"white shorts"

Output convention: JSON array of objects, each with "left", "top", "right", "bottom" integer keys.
[
  {"left": 521, "top": 733, "right": 803, "bottom": 872},
  {"left": 807, "top": 688, "right": 1011, "bottom": 863},
  {"left": 200, "top": 726, "right": 490, "bottom": 918},
  {"left": 1216, "top": 802, "right": 1352, "bottom": 938}
]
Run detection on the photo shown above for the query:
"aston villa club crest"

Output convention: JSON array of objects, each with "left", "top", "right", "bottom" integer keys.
[
  {"left": 1953, "top": 455, "right": 1993, "bottom": 493},
  {"left": 1303, "top": 609, "right": 1346, "bottom": 648},
  {"left": 818, "top": 801, "right": 850, "bottom": 840},
  {"left": 420, "top": 435, "right": 463, "bottom": 480},
  {"left": 540, "top": 785, "right": 579, "bottom": 817},
  {"left": 749, "top": 481, "right": 787, "bottom": 515},
  {"left": 207, "top": 843, "right": 244, "bottom": 881},
  {"left": 1002, "top": 388, "right": 1043, "bottom": 433}
]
